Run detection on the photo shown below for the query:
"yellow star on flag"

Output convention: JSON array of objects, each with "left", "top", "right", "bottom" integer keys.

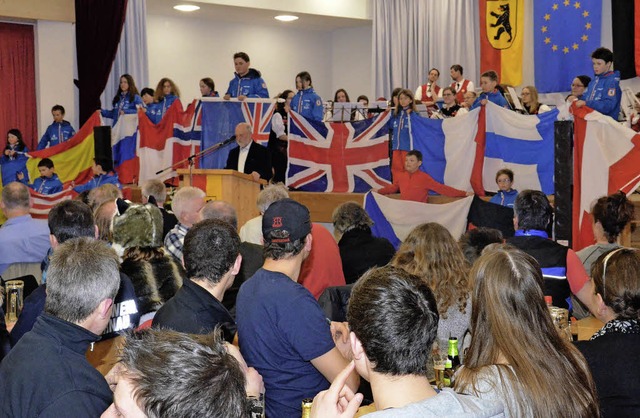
[
  {"left": 552, "top": 45, "right": 558, "bottom": 51},
  {"left": 585, "top": 22, "right": 592, "bottom": 29},
  {"left": 553, "top": 4, "right": 559, "bottom": 10},
  {"left": 564, "top": 0, "right": 570, "bottom": 6},
  {"left": 583, "top": 10, "right": 589, "bottom": 17},
  {"left": 574, "top": 1, "right": 581, "bottom": 9},
  {"left": 545, "top": 37, "right": 551, "bottom": 44},
  {"left": 581, "top": 34, "right": 588, "bottom": 41},
  {"left": 563, "top": 46, "right": 570, "bottom": 54},
  {"left": 572, "top": 43, "right": 579, "bottom": 50},
  {"left": 544, "top": 13, "right": 551, "bottom": 21},
  {"left": 541, "top": 26, "right": 548, "bottom": 33}
]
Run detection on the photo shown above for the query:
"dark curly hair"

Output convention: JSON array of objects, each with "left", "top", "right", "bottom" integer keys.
[
  {"left": 591, "top": 191, "right": 634, "bottom": 243},
  {"left": 591, "top": 248, "right": 640, "bottom": 321}
]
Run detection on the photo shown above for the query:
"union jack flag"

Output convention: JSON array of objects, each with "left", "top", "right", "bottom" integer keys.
[
  {"left": 242, "top": 101, "right": 275, "bottom": 146},
  {"left": 287, "top": 111, "right": 392, "bottom": 192}
]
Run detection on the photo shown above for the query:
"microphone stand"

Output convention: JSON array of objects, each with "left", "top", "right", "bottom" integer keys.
[{"left": 155, "top": 138, "right": 235, "bottom": 186}]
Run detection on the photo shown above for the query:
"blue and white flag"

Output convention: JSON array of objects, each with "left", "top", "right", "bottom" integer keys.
[
  {"left": 364, "top": 192, "right": 473, "bottom": 249},
  {"left": 482, "top": 103, "right": 559, "bottom": 194}
]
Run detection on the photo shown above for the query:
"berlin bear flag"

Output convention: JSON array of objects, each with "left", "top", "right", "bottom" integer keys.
[{"left": 572, "top": 105, "right": 640, "bottom": 250}]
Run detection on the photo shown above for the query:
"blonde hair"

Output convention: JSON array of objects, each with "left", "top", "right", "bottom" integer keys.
[
  {"left": 455, "top": 247, "right": 599, "bottom": 418},
  {"left": 154, "top": 77, "right": 181, "bottom": 101},
  {"left": 391, "top": 223, "right": 469, "bottom": 318},
  {"left": 522, "top": 85, "right": 542, "bottom": 114}
]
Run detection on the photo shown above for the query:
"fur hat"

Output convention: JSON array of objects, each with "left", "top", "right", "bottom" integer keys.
[{"left": 111, "top": 202, "right": 163, "bottom": 251}]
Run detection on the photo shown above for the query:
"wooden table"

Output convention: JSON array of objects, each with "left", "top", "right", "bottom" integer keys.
[{"left": 576, "top": 316, "right": 604, "bottom": 341}]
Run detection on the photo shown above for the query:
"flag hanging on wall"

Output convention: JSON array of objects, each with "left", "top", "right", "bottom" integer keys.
[
  {"left": 479, "top": 0, "right": 524, "bottom": 86},
  {"left": 611, "top": 0, "right": 640, "bottom": 80},
  {"left": 534, "top": 0, "right": 601, "bottom": 93}
]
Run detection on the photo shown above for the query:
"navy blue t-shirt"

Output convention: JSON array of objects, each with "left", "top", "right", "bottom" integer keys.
[{"left": 237, "top": 268, "right": 335, "bottom": 418}]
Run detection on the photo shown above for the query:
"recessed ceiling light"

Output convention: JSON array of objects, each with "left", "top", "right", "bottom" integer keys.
[
  {"left": 275, "top": 15, "right": 299, "bottom": 22},
  {"left": 174, "top": 4, "right": 200, "bottom": 12}
]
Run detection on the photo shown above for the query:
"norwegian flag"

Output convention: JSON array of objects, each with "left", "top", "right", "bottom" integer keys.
[
  {"left": 287, "top": 111, "right": 392, "bottom": 192},
  {"left": 29, "top": 188, "right": 76, "bottom": 220},
  {"left": 242, "top": 101, "right": 275, "bottom": 146}
]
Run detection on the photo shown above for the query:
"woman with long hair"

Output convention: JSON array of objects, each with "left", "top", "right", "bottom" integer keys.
[
  {"left": 269, "top": 89, "right": 294, "bottom": 183},
  {"left": 391, "top": 222, "right": 471, "bottom": 354},
  {"left": 101, "top": 74, "right": 143, "bottom": 125},
  {"left": 1, "top": 129, "right": 30, "bottom": 186},
  {"left": 290, "top": 71, "right": 323, "bottom": 122},
  {"left": 455, "top": 247, "right": 600, "bottom": 418},
  {"left": 520, "top": 85, "right": 550, "bottom": 115},
  {"left": 389, "top": 88, "right": 418, "bottom": 178},
  {"left": 576, "top": 248, "right": 640, "bottom": 417},
  {"left": 147, "top": 77, "right": 181, "bottom": 124}
]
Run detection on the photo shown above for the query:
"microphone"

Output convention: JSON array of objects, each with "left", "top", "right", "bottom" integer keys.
[{"left": 221, "top": 135, "right": 236, "bottom": 145}]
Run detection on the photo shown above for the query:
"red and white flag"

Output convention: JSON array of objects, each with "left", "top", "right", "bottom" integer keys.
[
  {"left": 572, "top": 105, "right": 640, "bottom": 250},
  {"left": 29, "top": 188, "right": 76, "bottom": 220}
]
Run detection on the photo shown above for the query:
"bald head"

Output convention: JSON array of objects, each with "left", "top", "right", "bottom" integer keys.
[
  {"left": 201, "top": 200, "right": 238, "bottom": 230},
  {"left": 235, "top": 123, "right": 253, "bottom": 147},
  {"left": 1, "top": 182, "right": 31, "bottom": 217}
]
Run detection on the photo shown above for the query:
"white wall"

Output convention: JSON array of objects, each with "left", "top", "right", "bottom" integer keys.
[
  {"left": 34, "top": 20, "right": 77, "bottom": 136},
  {"left": 146, "top": 13, "right": 372, "bottom": 103}
]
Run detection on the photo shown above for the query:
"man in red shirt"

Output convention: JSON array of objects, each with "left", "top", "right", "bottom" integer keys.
[{"left": 376, "top": 150, "right": 468, "bottom": 202}]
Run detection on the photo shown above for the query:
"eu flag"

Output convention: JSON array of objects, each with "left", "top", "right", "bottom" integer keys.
[{"left": 534, "top": 1, "right": 601, "bottom": 93}]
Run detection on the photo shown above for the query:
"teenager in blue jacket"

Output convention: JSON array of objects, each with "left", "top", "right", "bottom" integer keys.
[
  {"left": 489, "top": 168, "right": 518, "bottom": 208},
  {"left": 471, "top": 70, "right": 509, "bottom": 110},
  {"left": 73, "top": 158, "right": 121, "bottom": 193},
  {"left": 290, "top": 71, "right": 324, "bottom": 122},
  {"left": 101, "top": 74, "right": 143, "bottom": 125},
  {"left": 147, "top": 78, "right": 181, "bottom": 124},
  {"left": 575, "top": 47, "right": 621, "bottom": 120},
  {"left": 18, "top": 158, "right": 63, "bottom": 195},
  {"left": 1, "top": 129, "right": 29, "bottom": 186},
  {"left": 37, "top": 105, "right": 75, "bottom": 150},
  {"left": 223, "top": 52, "right": 269, "bottom": 100}
]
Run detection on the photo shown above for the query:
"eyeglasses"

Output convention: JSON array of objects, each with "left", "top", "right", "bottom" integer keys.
[
  {"left": 497, "top": 179, "right": 511, "bottom": 183},
  {"left": 443, "top": 93, "right": 454, "bottom": 97},
  {"left": 571, "top": 83, "right": 584, "bottom": 88},
  {"left": 521, "top": 92, "right": 531, "bottom": 96}
]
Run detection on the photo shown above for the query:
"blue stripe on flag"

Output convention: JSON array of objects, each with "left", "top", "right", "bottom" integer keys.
[
  {"left": 411, "top": 117, "right": 446, "bottom": 185},
  {"left": 201, "top": 102, "right": 245, "bottom": 169},
  {"left": 112, "top": 131, "right": 137, "bottom": 168},
  {"left": 364, "top": 192, "right": 401, "bottom": 249}
]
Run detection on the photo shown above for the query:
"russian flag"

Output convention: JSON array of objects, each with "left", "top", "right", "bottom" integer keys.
[
  {"left": 477, "top": 102, "right": 559, "bottom": 195},
  {"left": 410, "top": 109, "right": 478, "bottom": 193},
  {"left": 364, "top": 192, "right": 473, "bottom": 249},
  {"left": 111, "top": 114, "right": 139, "bottom": 184},
  {"left": 572, "top": 104, "right": 640, "bottom": 250}
]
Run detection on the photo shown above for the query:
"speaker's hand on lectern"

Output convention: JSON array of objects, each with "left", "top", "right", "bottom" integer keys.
[{"left": 251, "top": 171, "right": 261, "bottom": 182}]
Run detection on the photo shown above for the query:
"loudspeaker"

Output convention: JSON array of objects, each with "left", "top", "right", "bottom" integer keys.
[
  {"left": 554, "top": 120, "right": 573, "bottom": 245},
  {"left": 93, "top": 126, "right": 112, "bottom": 162}
]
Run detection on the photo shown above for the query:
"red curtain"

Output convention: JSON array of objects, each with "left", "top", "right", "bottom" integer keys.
[{"left": 0, "top": 23, "right": 37, "bottom": 151}]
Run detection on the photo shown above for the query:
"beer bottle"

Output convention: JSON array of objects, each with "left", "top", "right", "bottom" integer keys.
[
  {"left": 443, "top": 337, "right": 460, "bottom": 387},
  {"left": 301, "top": 398, "right": 313, "bottom": 418}
]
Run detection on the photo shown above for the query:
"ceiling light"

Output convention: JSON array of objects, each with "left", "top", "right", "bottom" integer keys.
[
  {"left": 174, "top": 4, "right": 200, "bottom": 12},
  {"left": 275, "top": 15, "right": 299, "bottom": 22}
]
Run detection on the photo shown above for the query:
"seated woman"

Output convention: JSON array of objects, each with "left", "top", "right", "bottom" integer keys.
[
  {"left": 488, "top": 168, "right": 518, "bottom": 208},
  {"left": 433, "top": 87, "right": 468, "bottom": 118},
  {"left": 566, "top": 75, "right": 591, "bottom": 102},
  {"left": 576, "top": 248, "right": 640, "bottom": 417},
  {"left": 521, "top": 86, "right": 551, "bottom": 115},
  {"left": 391, "top": 222, "right": 471, "bottom": 357},
  {"left": 324, "top": 88, "right": 352, "bottom": 122},
  {"left": 455, "top": 246, "right": 599, "bottom": 418},
  {"left": 332, "top": 201, "right": 395, "bottom": 284}
]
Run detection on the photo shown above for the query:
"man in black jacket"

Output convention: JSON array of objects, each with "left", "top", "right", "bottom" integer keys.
[
  {"left": 225, "top": 122, "right": 272, "bottom": 182},
  {"left": 0, "top": 238, "right": 120, "bottom": 416}
]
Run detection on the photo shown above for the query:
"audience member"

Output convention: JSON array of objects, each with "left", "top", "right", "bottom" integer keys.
[
  {"left": 17, "top": 157, "right": 63, "bottom": 194},
  {"left": 239, "top": 183, "right": 289, "bottom": 244},
  {"left": 521, "top": 85, "right": 551, "bottom": 114},
  {"left": 101, "top": 329, "right": 260, "bottom": 418},
  {"left": 88, "top": 183, "right": 123, "bottom": 211},
  {"left": 377, "top": 150, "right": 468, "bottom": 203},
  {"left": 298, "top": 223, "right": 347, "bottom": 299},
  {"left": 458, "top": 227, "right": 504, "bottom": 265},
  {"left": 153, "top": 219, "right": 240, "bottom": 342},
  {"left": 291, "top": 70, "right": 323, "bottom": 121},
  {"left": 0, "top": 182, "right": 50, "bottom": 276},
  {"left": 225, "top": 122, "right": 272, "bottom": 182},
  {"left": 147, "top": 77, "right": 180, "bottom": 124},
  {"left": 391, "top": 222, "right": 471, "bottom": 356},
  {"left": 1, "top": 129, "right": 29, "bottom": 186},
  {"left": 0, "top": 238, "right": 120, "bottom": 416},
  {"left": 332, "top": 201, "right": 395, "bottom": 284},
  {"left": 455, "top": 247, "right": 599, "bottom": 418},
  {"left": 163, "top": 186, "right": 205, "bottom": 262},
  {"left": 575, "top": 47, "right": 621, "bottom": 120},
  {"left": 201, "top": 200, "right": 264, "bottom": 317},
  {"left": 388, "top": 89, "right": 418, "bottom": 177},
  {"left": 506, "top": 190, "right": 596, "bottom": 312},
  {"left": 312, "top": 266, "right": 504, "bottom": 417},
  {"left": 141, "top": 179, "right": 178, "bottom": 239},
  {"left": 73, "top": 157, "right": 121, "bottom": 194},
  {"left": 269, "top": 90, "right": 294, "bottom": 183},
  {"left": 114, "top": 202, "right": 184, "bottom": 321},
  {"left": 576, "top": 248, "right": 640, "bottom": 417},
  {"left": 415, "top": 67, "right": 442, "bottom": 106},
  {"left": 101, "top": 74, "right": 143, "bottom": 125},
  {"left": 489, "top": 168, "right": 518, "bottom": 208},
  {"left": 449, "top": 64, "right": 475, "bottom": 104},
  {"left": 9, "top": 200, "right": 139, "bottom": 346},
  {"left": 567, "top": 75, "right": 591, "bottom": 102},
  {"left": 471, "top": 70, "right": 509, "bottom": 110},
  {"left": 200, "top": 76, "right": 219, "bottom": 97},
  {"left": 94, "top": 199, "right": 118, "bottom": 242},
  {"left": 237, "top": 198, "right": 359, "bottom": 417},
  {"left": 36, "top": 104, "right": 76, "bottom": 150},
  {"left": 223, "top": 52, "right": 269, "bottom": 100}
]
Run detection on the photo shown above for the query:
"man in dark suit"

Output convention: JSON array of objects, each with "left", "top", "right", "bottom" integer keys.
[{"left": 225, "top": 122, "right": 272, "bottom": 181}]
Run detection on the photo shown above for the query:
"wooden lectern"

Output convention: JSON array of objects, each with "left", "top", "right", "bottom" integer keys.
[{"left": 177, "top": 169, "right": 266, "bottom": 228}]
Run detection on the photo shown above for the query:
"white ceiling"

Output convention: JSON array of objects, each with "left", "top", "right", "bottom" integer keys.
[{"left": 146, "top": 0, "right": 372, "bottom": 31}]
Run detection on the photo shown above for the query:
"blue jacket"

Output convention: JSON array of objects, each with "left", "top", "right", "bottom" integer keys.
[
  {"left": 101, "top": 92, "right": 144, "bottom": 125},
  {"left": 37, "top": 121, "right": 76, "bottom": 150},
  {"left": 225, "top": 68, "right": 269, "bottom": 98},
  {"left": 0, "top": 145, "right": 29, "bottom": 186},
  {"left": 73, "top": 172, "right": 121, "bottom": 193},
  {"left": 389, "top": 108, "right": 416, "bottom": 151},
  {"left": 584, "top": 70, "right": 621, "bottom": 120},
  {"left": 489, "top": 188, "right": 518, "bottom": 208},
  {"left": 471, "top": 90, "right": 509, "bottom": 110},
  {"left": 21, "top": 173, "right": 63, "bottom": 195},
  {"left": 291, "top": 87, "right": 324, "bottom": 121},
  {"left": 146, "top": 94, "right": 179, "bottom": 124}
]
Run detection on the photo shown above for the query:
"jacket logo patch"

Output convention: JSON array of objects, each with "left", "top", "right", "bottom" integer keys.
[
  {"left": 608, "top": 88, "right": 615, "bottom": 97},
  {"left": 272, "top": 217, "right": 283, "bottom": 227}
]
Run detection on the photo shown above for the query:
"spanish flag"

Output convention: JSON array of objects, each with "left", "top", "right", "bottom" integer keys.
[{"left": 479, "top": 0, "right": 524, "bottom": 86}]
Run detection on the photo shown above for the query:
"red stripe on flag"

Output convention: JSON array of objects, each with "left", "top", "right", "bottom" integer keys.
[
  {"left": 29, "top": 112, "right": 101, "bottom": 159},
  {"left": 470, "top": 107, "right": 486, "bottom": 196},
  {"left": 636, "top": 0, "right": 640, "bottom": 77},
  {"left": 571, "top": 104, "right": 591, "bottom": 250},
  {"left": 29, "top": 188, "right": 77, "bottom": 219},
  {"left": 479, "top": 0, "right": 502, "bottom": 79}
]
